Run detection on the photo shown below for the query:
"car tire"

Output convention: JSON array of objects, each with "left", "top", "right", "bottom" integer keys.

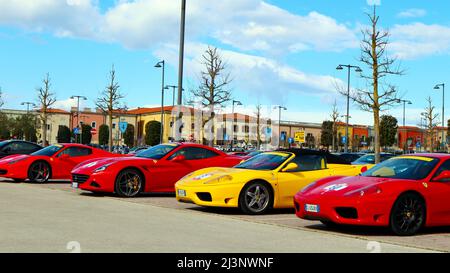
[
  {"left": 27, "top": 161, "right": 51, "bottom": 183},
  {"left": 114, "top": 169, "right": 144, "bottom": 198},
  {"left": 389, "top": 192, "right": 426, "bottom": 236},
  {"left": 12, "top": 179, "right": 22, "bottom": 182},
  {"left": 239, "top": 181, "right": 273, "bottom": 215}
]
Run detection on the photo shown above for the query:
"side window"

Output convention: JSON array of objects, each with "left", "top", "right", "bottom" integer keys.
[
  {"left": 433, "top": 160, "right": 450, "bottom": 181},
  {"left": 59, "top": 147, "right": 92, "bottom": 157},
  {"left": 286, "top": 155, "right": 325, "bottom": 172},
  {"left": 21, "top": 143, "right": 40, "bottom": 152},
  {"left": 169, "top": 147, "right": 219, "bottom": 160}
]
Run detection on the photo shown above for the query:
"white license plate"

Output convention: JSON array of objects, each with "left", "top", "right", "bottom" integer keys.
[
  {"left": 177, "top": 189, "right": 186, "bottom": 197},
  {"left": 304, "top": 204, "right": 320, "bottom": 213},
  {"left": 72, "top": 182, "right": 78, "bottom": 189}
]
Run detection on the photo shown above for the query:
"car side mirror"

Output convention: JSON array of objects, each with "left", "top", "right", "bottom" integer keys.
[
  {"left": 282, "top": 162, "right": 299, "bottom": 172},
  {"left": 433, "top": 170, "right": 450, "bottom": 182},
  {"left": 59, "top": 154, "right": 70, "bottom": 159},
  {"left": 171, "top": 155, "right": 186, "bottom": 162}
]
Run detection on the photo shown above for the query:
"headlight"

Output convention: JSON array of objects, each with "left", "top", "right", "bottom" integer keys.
[
  {"left": 203, "top": 175, "right": 233, "bottom": 184},
  {"left": 94, "top": 163, "right": 112, "bottom": 173},
  {"left": 8, "top": 158, "right": 26, "bottom": 165},
  {"left": 344, "top": 185, "right": 382, "bottom": 197}
]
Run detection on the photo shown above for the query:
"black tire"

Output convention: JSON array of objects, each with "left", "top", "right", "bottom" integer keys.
[
  {"left": 238, "top": 181, "right": 273, "bottom": 215},
  {"left": 12, "top": 179, "right": 22, "bottom": 182},
  {"left": 27, "top": 161, "right": 51, "bottom": 183},
  {"left": 114, "top": 169, "right": 144, "bottom": 197},
  {"left": 390, "top": 193, "right": 426, "bottom": 236}
]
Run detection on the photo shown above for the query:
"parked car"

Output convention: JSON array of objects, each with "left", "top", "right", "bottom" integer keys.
[
  {"left": 351, "top": 153, "right": 395, "bottom": 165},
  {"left": 0, "top": 140, "right": 42, "bottom": 159},
  {"left": 295, "top": 153, "right": 450, "bottom": 235},
  {"left": 128, "top": 146, "right": 150, "bottom": 155},
  {"left": 175, "top": 149, "right": 370, "bottom": 214},
  {"left": 334, "top": 152, "right": 365, "bottom": 164},
  {"left": 0, "top": 143, "right": 120, "bottom": 183},
  {"left": 71, "top": 143, "right": 243, "bottom": 197}
]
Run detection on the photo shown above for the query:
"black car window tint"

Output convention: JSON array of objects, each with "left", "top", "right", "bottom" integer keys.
[{"left": 288, "top": 155, "right": 324, "bottom": 172}]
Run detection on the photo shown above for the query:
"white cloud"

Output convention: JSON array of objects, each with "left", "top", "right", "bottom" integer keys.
[
  {"left": 0, "top": 0, "right": 358, "bottom": 53},
  {"left": 154, "top": 42, "right": 345, "bottom": 105},
  {"left": 397, "top": 8, "right": 427, "bottom": 18},
  {"left": 390, "top": 23, "right": 450, "bottom": 59}
]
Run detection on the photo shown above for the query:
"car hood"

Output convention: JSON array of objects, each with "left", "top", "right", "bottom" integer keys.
[
  {"left": 0, "top": 154, "right": 30, "bottom": 164},
  {"left": 305, "top": 175, "right": 394, "bottom": 197},
  {"left": 176, "top": 167, "right": 270, "bottom": 187},
  {"left": 73, "top": 156, "right": 155, "bottom": 173}
]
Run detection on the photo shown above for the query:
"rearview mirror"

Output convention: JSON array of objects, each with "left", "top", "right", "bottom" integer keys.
[
  {"left": 171, "top": 155, "right": 186, "bottom": 162},
  {"left": 433, "top": 170, "right": 450, "bottom": 182},
  {"left": 282, "top": 162, "right": 299, "bottom": 172}
]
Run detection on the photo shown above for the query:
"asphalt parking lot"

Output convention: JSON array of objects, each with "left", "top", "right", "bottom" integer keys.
[{"left": 1, "top": 179, "right": 447, "bottom": 253}]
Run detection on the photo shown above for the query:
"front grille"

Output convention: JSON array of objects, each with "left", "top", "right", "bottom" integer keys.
[
  {"left": 196, "top": 192, "right": 212, "bottom": 202},
  {"left": 335, "top": 207, "right": 358, "bottom": 219},
  {"left": 0, "top": 169, "right": 7, "bottom": 175},
  {"left": 72, "top": 174, "right": 89, "bottom": 184}
]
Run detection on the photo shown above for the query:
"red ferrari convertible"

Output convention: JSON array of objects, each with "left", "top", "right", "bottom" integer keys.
[
  {"left": 71, "top": 143, "right": 242, "bottom": 197},
  {"left": 0, "top": 143, "right": 118, "bottom": 183},
  {"left": 295, "top": 154, "right": 450, "bottom": 236}
]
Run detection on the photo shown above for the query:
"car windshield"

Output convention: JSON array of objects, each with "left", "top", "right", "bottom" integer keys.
[
  {"left": 135, "top": 144, "right": 178, "bottom": 159},
  {"left": 361, "top": 156, "right": 439, "bottom": 180},
  {"left": 31, "top": 145, "right": 63, "bottom": 156},
  {"left": 353, "top": 154, "right": 392, "bottom": 164},
  {"left": 235, "top": 152, "right": 291, "bottom": 170}
]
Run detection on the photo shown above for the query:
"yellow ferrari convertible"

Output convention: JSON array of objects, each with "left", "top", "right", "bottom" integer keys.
[{"left": 175, "top": 149, "right": 370, "bottom": 214}]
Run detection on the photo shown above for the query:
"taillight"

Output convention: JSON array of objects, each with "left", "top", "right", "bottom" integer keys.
[{"left": 360, "top": 166, "right": 368, "bottom": 173}]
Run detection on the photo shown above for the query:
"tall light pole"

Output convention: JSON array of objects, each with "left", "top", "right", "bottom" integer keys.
[
  {"left": 155, "top": 60, "right": 165, "bottom": 144},
  {"left": 70, "top": 95, "right": 87, "bottom": 143},
  {"left": 397, "top": 99, "right": 412, "bottom": 152},
  {"left": 434, "top": 83, "right": 445, "bottom": 150},
  {"left": 21, "top": 102, "right": 36, "bottom": 114},
  {"left": 231, "top": 100, "right": 242, "bottom": 151},
  {"left": 274, "top": 105, "right": 287, "bottom": 148},
  {"left": 336, "top": 64, "right": 362, "bottom": 152},
  {"left": 177, "top": 0, "right": 186, "bottom": 106}
]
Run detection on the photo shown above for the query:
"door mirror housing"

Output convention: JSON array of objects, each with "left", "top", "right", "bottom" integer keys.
[
  {"left": 433, "top": 170, "right": 450, "bottom": 182},
  {"left": 171, "top": 155, "right": 186, "bottom": 162},
  {"left": 282, "top": 162, "right": 299, "bottom": 172},
  {"left": 59, "top": 154, "right": 70, "bottom": 159}
]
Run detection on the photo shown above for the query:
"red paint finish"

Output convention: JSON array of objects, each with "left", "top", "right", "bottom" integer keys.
[
  {"left": 72, "top": 143, "right": 242, "bottom": 194},
  {"left": 0, "top": 144, "right": 119, "bottom": 181},
  {"left": 294, "top": 154, "right": 450, "bottom": 229}
]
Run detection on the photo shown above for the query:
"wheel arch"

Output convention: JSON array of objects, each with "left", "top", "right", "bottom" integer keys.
[
  {"left": 115, "top": 166, "right": 146, "bottom": 193},
  {"left": 390, "top": 190, "right": 428, "bottom": 226},
  {"left": 28, "top": 159, "right": 53, "bottom": 179},
  {"left": 240, "top": 179, "right": 276, "bottom": 207}
]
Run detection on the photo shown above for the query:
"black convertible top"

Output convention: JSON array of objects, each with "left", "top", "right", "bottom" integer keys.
[{"left": 275, "top": 148, "right": 350, "bottom": 165}]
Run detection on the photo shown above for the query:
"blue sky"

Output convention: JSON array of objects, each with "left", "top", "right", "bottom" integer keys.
[{"left": 1, "top": 0, "right": 450, "bottom": 126}]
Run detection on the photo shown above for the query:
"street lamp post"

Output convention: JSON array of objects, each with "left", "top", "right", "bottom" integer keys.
[
  {"left": 177, "top": 0, "right": 186, "bottom": 106},
  {"left": 397, "top": 99, "right": 412, "bottom": 152},
  {"left": 155, "top": 60, "right": 165, "bottom": 144},
  {"left": 336, "top": 64, "right": 362, "bottom": 153},
  {"left": 21, "top": 102, "right": 36, "bottom": 114},
  {"left": 434, "top": 83, "right": 445, "bottom": 150},
  {"left": 70, "top": 95, "right": 87, "bottom": 144},
  {"left": 274, "top": 105, "right": 287, "bottom": 148},
  {"left": 231, "top": 100, "right": 242, "bottom": 151}
]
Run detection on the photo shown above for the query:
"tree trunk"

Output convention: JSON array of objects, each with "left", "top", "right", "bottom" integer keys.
[
  {"left": 108, "top": 112, "right": 113, "bottom": 152},
  {"left": 42, "top": 112, "right": 47, "bottom": 146},
  {"left": 374, "top": 110, "right": 381, "bottom": 163}
]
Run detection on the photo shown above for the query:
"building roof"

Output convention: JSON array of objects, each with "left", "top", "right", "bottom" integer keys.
[
  {"left": 127, "top": 106, "right": 177, "bottom": 115},
  {"left": 38, "top": 108, "right": 70, "bottom": 114}
]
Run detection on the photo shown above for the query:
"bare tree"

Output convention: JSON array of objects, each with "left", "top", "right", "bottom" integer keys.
[
  {"left": 330, "top": 101, "right": 340, "bottom": 152},
  {"left": 344, "top": 6, "right": 403, "bottom": 163},
  {"left": 189, "top": 46, "right": 232, "bottom": 145},
  {"left": 96, "top": 65, "right": 124, "bottom": 152},
  {"left": 37, "top": 73, "right": 56, "bottom": 146},
  {"left": 421, "top": 97, "right": 439, "bottom": 152}
]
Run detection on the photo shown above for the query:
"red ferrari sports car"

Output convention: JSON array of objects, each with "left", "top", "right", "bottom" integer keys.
[
  {"left": 0, "top": 143, "right": 118, "bottom": 183},
  {"left": 71, "top": 143, "right": 243, "bottom": 197},
  {"left": 295, "top": 154, "right": 450, "bottom": 236}
]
